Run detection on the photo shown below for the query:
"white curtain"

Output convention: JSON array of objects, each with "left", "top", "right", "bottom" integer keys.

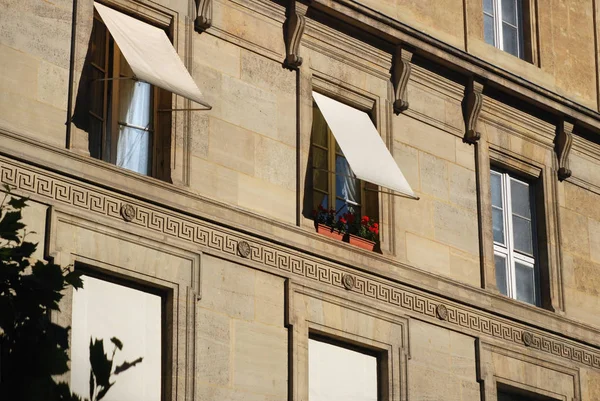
[
  {"left": 335, "top": 156, "right": 359, "bottom": 211},
  {"left": 116, "top": 80, "right": 152, "bottom": 175}
]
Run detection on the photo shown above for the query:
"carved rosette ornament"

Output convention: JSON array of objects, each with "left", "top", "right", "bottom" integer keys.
[
  {"left": 522, "top": 331, "right": 534, "bottom": 347},
  {"left": 436, "top": 304, "right": 448, "bottom": 321},
  {"left": 342, "top": 274, "right": 355, "bottom": 290},
  {"left": 555, "top": 119, "right": 574, "bottom": 181},
  {"left": 392, "top": 45, "right": 414, "bottom": 114},
  {"left": 462, "top": 77, "right": 485, "bottom": 144},
  {"left": 194, "top": 0, "right": 212, "bottom": 33},
  {"left": 119, "top": 203, "right": 136, "bottom": 222},
  {"left": 283, "top": 0, "right": 308, "bottom": 70},
  {"left": 237, "top": 240, "right": 251, "bottom": 258}
]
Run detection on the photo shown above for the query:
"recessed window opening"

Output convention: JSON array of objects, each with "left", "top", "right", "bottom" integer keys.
[
  {"left": 491, "top": 168, "right": 539, "bottom": 305},
  {"left": 308, "top": 335, "right": 380, "bottom": 401},
  {"left": 483, "top": 0, "right": 525, "bottom": 59}
]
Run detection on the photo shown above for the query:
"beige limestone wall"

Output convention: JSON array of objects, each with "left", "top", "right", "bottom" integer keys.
[
  {"left": 408, "top": 320, "right": 480, "bottom": 401},
  {"left": 392, "top": 71, "right": 481, "bottom": 287},
  {"left": 197, "top": 255, "right": 288, "bottom": 400},
  {"left": 190, "top": 0, "right": 296, "bottom": 224},
  {"left": 0, "top": 0, "right": 73, "bottom": 147}
]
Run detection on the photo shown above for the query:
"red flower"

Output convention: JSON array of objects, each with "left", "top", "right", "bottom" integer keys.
[
  {"left": 347, "top": 213, "right": 355, "bottom": 223},
  {"left": 372, "top": 223, "right": 379, "bottom": 229},
  {"left": 361, "top": 216, "right": 369, "bottom": 225},
  {"left": 340, "top": 217, "right": 347, "bottom": 224}
]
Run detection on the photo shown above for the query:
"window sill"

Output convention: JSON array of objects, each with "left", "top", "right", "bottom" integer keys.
[{"left": 315, "top": 223, "right": 379, "bottom": 252}]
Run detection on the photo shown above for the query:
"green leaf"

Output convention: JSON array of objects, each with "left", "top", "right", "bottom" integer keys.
[
  {"left": 110, "top": 337, "right": 123, "bottom": 350},
  {"left": 8, "top": 196, "right": 28, "bottom": 210},
  {"left": 114, "top": 357, "right": 143, "bottom": 375}
]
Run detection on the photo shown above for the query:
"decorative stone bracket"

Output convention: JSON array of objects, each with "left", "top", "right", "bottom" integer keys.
[
  {"left": 555, "top": 119, "right": 574, "bottom": 181},
  {"left": 391, "top": 44, "right": 414, "bottom": 114},
  {"left": 283, "top": 0, "right": 308, "bottom": 70},
  {"left": 462, "top": 77, "right": 485, "bottom": 144},
  {"left": 194, "top": 0, "right": 212, "bottom": 33}
]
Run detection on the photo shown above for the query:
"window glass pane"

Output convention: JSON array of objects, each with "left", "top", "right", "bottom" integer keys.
[
  {"left": 89, "top": 117, "right": 103, "bottom": 159},
  {"left": 484, "top": 14, "right": 496, "bottom": 45},
  {"left": 71, "top": 275, "right": 162, "bottom": 401},
  {"left": 312, "top": 147, "right": 328, "bottom": 169},
  {"left": 492, "top": 207, "right": 505, "bottom": 244},
  {"left": 510, "top": 179, "right": 531, "bottom": 218},
  {"left": 512, "top": 215, "right": 533, "bottom": 255},
  {"left": 314, "top": 193, "right": 328, "bottom": 211},
  {"left": 501, "top": 0, "right": 517, "bottom": 25},
  {"left": 495, "top": 254, "right": 508, "bottom": 296},
  {"left": 91, "top": 18, "right": 106, "bottom": 67},
  {"left": 515, "top": 262, "right": 535, "bottom": 304},
  {"left": 335, "top": 155, "right": 360, "bottom": 208},
  {"left": 116, "top": 126, "right": 152, "bottom": 175},
  {"left": 502, "top": 23, "right": 519, "bottom": 56},
  {"left": 309, "top": 339, "right": 378, "bottom": 401},
  {"left": 311, "top": 106, "right": 328, "bottom": 147},
  {"left": 118, "top": 79, "right": 152, "bottom": 129},
  {"left": 313, "top": 168, "right": 328, "bottom": 192},
  {"left": 483, "top": 0, "right": 494, "bottom": 14},
  {"left": 490, "top": 172, "right": 503, "bottom": 208}
]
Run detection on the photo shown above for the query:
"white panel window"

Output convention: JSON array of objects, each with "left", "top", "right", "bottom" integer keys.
[
  {"left": 491, "top": 169, "right": 538, "bottom": 305},
  {"left": 71, "top": 275, "right": 162, "bottom": 401},
  {"left": 483, "top": 0, "right": 525, "bottom": 59},
  {"left": 309, "top": 338, "right": 378, "bottom": 401}
]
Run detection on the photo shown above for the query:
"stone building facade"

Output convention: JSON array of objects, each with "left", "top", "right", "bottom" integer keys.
[{"left": 1, "top": 0, "right": 600, "bottom": 400}]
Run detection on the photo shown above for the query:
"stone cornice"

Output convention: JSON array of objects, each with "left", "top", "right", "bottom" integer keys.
[
  {"left": 3, "top": 150, "right": 600, "bottom": 370},
  {"left": 307, "top": 0, "right": 600, "bottom": 136}
]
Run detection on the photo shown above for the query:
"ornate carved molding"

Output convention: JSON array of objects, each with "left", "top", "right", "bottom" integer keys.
[
  {"left": 2, "top": 156, "right": 600, "bottom": 371},
  {"left": 463, "top": 77, "right": 485, "bottom": 144},
  {"left": 283, "top": 0, "right": 308, "bottom": 70},
  {"left": 556, "top": 119, "right": 574, "bottom": 181},
  {"left": 194, "top": 0, "right": 212, "bottom": 33},
  {"left": 391, "top": 44, "right": 414, "bottom": 114}
]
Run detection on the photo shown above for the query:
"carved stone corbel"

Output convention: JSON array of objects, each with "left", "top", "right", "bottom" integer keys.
[
  {"left": 283, "top": 0, "right": 308, "bottom": 70},
  {"left": 462, "top": 77, "right": 485, "bottom": 144},
  {"left": 391, "top": 45, "right": 414, "bottom": 114},
  {"left": 194, "top": 0, "right": 212, "bottom": 33},
  {"left": 555, "top": 119, "right": 574, "bottom": 181}
]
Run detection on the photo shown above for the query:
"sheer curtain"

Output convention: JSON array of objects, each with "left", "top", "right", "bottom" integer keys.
[
  {"left": 116, "top": 76, "right": 152, "bottom": 175},
  {"left": 335, "top": 155, "right": 359, "bottom": 215}
]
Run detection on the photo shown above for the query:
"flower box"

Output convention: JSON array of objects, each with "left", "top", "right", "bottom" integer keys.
[
  {"left": 315, "top": 223, "right": 344, "bottom": 241},
  {"left": 345, "top": 234, "right": 376, "bottom": 251}
]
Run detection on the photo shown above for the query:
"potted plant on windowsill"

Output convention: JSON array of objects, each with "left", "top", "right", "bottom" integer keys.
[
  {"left": 345, "top": 214, "right": 379, "bottom": 252},
  {"left": 313, "top": 207, "right": 379, "bottom": 251},
  {"left": 313, "top": 205, "right": 344, "bottom": 241}
]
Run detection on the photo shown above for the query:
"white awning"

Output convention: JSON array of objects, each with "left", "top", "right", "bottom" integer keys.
[
  {"left": 94, "top": 2, "right": 211, "bottom": 109},
  {"left": 312, "top": 92, "right": 417, "bottom": 199}
]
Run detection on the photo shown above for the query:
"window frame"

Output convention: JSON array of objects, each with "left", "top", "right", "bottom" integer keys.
[
  {"left": 482, "top": 0, "right": 539, "bottom": 64},
  {"left": 308, "top": 333, "right": 383, "bottom": 401},
  {"left": 310, "top": 102, "right": 370, "bottom": 219},
  {"left": 491, "top": 168, "right": 539, "bottom": 305},
  {"left": 85, "top": 3, "right": 173, "bottom": 180},
  {"left": 484, "top": 0, "right": 525, "bottom": 59},
  {"left": 70, "top": 269, "right": 168, "bottom": 401}
]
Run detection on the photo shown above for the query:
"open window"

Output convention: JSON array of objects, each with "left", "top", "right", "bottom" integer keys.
[
  {"left": 310, "top": 92, "right": 416, "bottom": 247},
  {"left": 81, "top": 2, "right": 211, "bottom": 178}
]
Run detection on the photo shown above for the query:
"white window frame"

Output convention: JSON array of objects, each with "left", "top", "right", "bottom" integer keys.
[
  {"left": 491, "top": 169, "right": 539, "bottom": 305},
  {"left": 483, "top": 0, "right": 525, "bottom": 59}
]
